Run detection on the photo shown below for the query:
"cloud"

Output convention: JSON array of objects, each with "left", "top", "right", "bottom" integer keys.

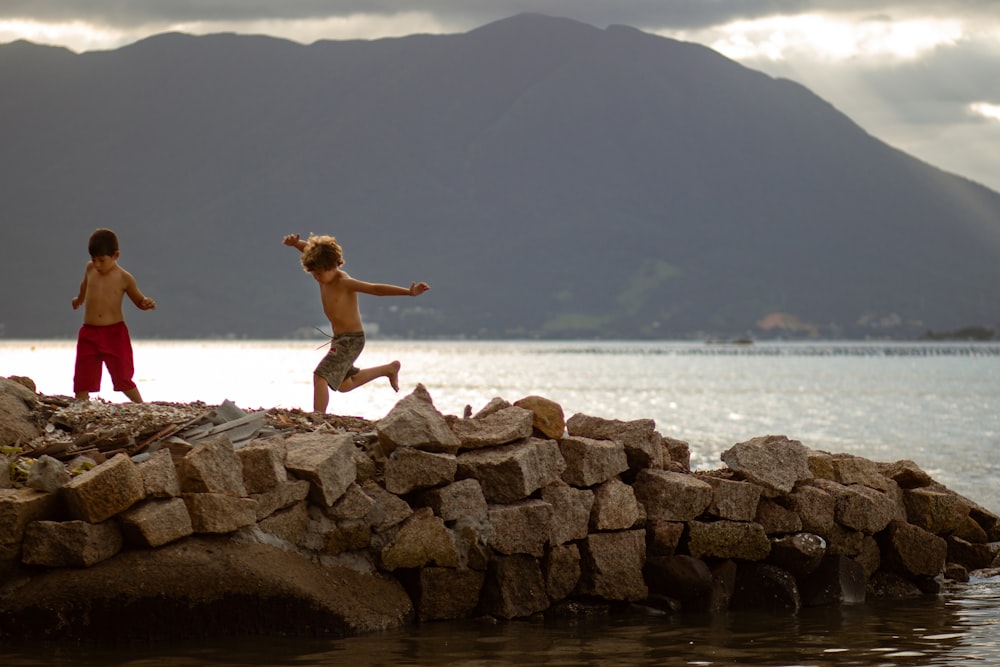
[{"left": 971, "top": 103, "right": 1000, "bottom": 122}]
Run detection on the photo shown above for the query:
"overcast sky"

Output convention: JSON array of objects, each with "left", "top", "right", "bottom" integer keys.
[{"left": 3, "top": 1, "right": 999, "bottom": 192}]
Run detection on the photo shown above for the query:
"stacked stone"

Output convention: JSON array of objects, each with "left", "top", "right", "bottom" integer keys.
[{"left": 2, "top": 381, "right": 1000, "bottom": 630}]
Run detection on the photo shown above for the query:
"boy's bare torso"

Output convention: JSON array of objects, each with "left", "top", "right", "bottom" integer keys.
[
  {"left": 79, "top": 260, "right": 140, "bottom": 326},
  {"left": 317, "top": 269, "right": 365, "bottom": 334}
]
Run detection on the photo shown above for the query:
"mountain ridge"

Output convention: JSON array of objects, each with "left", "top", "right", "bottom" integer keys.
[{"left": 2, "top": 13, "right": 998, "bottom": 340}]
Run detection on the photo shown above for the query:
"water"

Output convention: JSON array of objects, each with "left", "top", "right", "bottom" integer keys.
[{"left": 2, "top": 339, "right": 999, "bottom": 665}]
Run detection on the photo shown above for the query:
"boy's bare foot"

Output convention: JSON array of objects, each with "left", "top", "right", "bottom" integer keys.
[{"left": 388, "top": 360, "right": 401, "bottom": 392}]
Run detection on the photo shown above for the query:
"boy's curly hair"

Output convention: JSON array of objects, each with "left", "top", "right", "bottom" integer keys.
[
  {"left": 88, "top": 228, "right": 119, "bottom": 258},
  {"left": 300, "top": 235, "right": 345, "bottom": 272}
]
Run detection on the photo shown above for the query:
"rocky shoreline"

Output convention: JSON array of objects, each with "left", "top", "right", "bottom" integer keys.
[{"left": 2, "top": 375, "right": 999, "bottom": 641}]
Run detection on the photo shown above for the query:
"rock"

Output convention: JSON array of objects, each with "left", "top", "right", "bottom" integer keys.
[
  {"left": 513, "top": 395, "right": 565, "bottom": 439},
  {"left": 590, "top": 477, "right": 641, "bottom": 531},
  {"left": 825, "top": 524, "right": 865, "bottom": 556},
  {"left": 687, "top": 520, "right": 771, "bottom": 561},
  {"left": 62, "top": 453, "right": 145, "bottom": 523},
  {"left": 26, "top": 455, "right": 70, "bottom": 493},
  {"left": 647, "top": 520, "right": 685, "bottom": 557},
  {"left": 829, "top": 454, "right": 895, "bottom": 492},
  {"left": 322, "top": 518, "right": 371, "bottom": 555},
  {"left": 376, "top": 384, "right": 461, "bottom": 455},
  {"left": 867, "top": 570, "right": 924, "bottom": 599},
  {"left": 946, "top": 535, "right": 998, "bottom": 571},
  {"left": 952, "top": 515, "right": 989, "bottom": 544},
  {"left": 662, "top": 436, "right": 691, "bottom": 471},
  {"left": 768, "top": 533, "right": 826, "bottom": 578},
  {"left": 451, "top": 516, "right": 491, "bottom": 570},
  {"left": 810, "top": 479, "right": 897, "bottom": 534},
  {"left": 578, "top": 530, "right": 648, "bottom": 602},
  {"left": 451, "top": 406, "right": 534, "bottom": 449},
  {"left": 855, "top": 535, "right": 881, "bottom": 579},
  {"left": 903, "top": 487, "right": 971, "bottom": 535},
  {"left": 539, "top": 481, "right": 594, "bottom": 545},
  {"left": 633, "top": 469, "right": 712, "bottom": 522},
  {"left": 566, "top": 413, "right": 663, "bottom": 471},
  {"left": 257, "top": 502, "right": 309, "bottom": 545},
  {"left": 878, "top": 520, "right": 947, "bottom": 578},
  {"left": 182, "top": 493, "right": 257, "bottom": 534},
  {"left": 380, "top": 507, "right": 459, "bottom": 570},
  {"left": 327, "top": 483, "right": 377, "bottom": 521},
  {"left": 0, "top": 537, "right": 414, "bottom": 640},
  {"left": 119, "top": 497, "right": 194, "bottom": 547},
  {"left": 251, "top": 479, "right": 311, "bottom": 521},
  {"left": 0, "top": 488, "right": 60, "bottom": 545},
  {"left": 488, "top": 499, "right": 553, "bottom": 557},
  {"left": 731, "top": 562, "right": 800, "bottom": 612},
  {"left": 0, "top": 378, "right": 41, "bottom": 447},
  {"left": 419, "top": 478, "right": 488, "bottom": 524},
  {"left": 644, "top": 555, "right": 714, "bottom": 611},
  {"left": 702, "top": 476, "right": 762, "bottom": 521},
  {"left": 970, "top": 505, "right": 1000, "bottom": 541},
  {"left": 558, "top": 435, "right": 629, "bottom": 487},
  {"left": 177, "top": 434, "right": 247, "bottom": 497},
  {"left": 21, "top": 519, "right": 123, "bottom": 568},
  {"left": 879, "top": 459, "right": 933, "bottom": 489},
  {"left": 481, "top": 553, "right": 549, "bottom": 619},
  {"left": 721, "top": 435, "right": 812, "bottom": 496},
  {"left": 384, "top": 447, "right": 457, "bottom": 495},
  {"left": 788, "top": 484, "right": 836, "bottom": 535},
  {"left": 544, "top": 542, "right": 581, "bottom": 601},
  {"left": 800, "top": 555, "right": 866, "bottom": 606},
  {"left": 408, "top": 567, "right": 485, "bottom": 621},
  {"left": 137, "top": 448, "right": 181, "bottom": 498},
  {"left": 471, "top": 397, "right": 512, "bottom": 419},
  {"left": 755, "top": 498, "right": 803, "bottom": 534},
  {"left": 236, "top": 436, "right": 288, "bottom": 494},
  {"left": 457, "top": 438, "right": 565, "bottom": 504},
  {"left": 362, "top": 482, "right": 413, "bottom": 533},
  {"left": 284, "top": 432, "right": 357, "bottom": 507}
]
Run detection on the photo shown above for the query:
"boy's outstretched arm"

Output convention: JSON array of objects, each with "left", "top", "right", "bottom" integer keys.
[
  {"left": 347, "top": 278, "right": 430, "bottom": 297},
  {"left": 283, "top": 234, "right": 307, "bottom": 252}
]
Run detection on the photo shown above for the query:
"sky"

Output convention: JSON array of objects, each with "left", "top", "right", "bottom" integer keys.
[{"left": 2, "top": 1, "right": 999, "bottom": 193}]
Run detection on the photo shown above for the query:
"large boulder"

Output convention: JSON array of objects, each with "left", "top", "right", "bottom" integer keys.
[
  {"left": 721, "top": 435, "right": 812, "bottom": 496},
  {"left": 376, "top": 384, "right": 461, "bottom": 455},
  {"left": 0, "top": 378, "right": 41, "bottom": 448},
  {"left": 0, "top": 537, "right": 414, "bottom": 640},
  {"left": 566, "top": 414, "right": 663, "bottom": 470}
]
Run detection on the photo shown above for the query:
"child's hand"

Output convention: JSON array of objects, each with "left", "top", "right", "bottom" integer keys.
[
  {"left": 140, "top": 297, "right": 156, "bottom": 311},
  {"left": 409, "top": 282, "right": 430, "bottom": 296},
  {"left": 71, "top": 296, "right": 82, "bottom": 310},
  {"left": 283, "top": 234, "right": 300, "bottom": 247}
]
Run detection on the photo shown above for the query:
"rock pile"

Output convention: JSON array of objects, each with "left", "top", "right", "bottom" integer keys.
[{"left": 1, "top": 376, "right": 998, "bottom": 640}]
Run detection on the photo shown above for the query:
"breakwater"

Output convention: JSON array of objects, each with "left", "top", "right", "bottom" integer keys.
[{"left": 1, "top": 376, "right": 998, "bottom": 640}]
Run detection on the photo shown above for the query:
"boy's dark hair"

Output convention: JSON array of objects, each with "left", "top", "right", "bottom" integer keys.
[
  {"left": 88, "top": 228, "right": 119, "bottom": 258},
  {"left": 301, "top": 235, "right": 345, "bottom": 272}
]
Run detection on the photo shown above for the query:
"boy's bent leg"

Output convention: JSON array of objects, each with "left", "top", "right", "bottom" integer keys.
[
  {"left": 339, "top": 361, "right": 401, "bottom": 393},
  {"left": 313, "top": 373, "right": 331, "bottom": 413}
]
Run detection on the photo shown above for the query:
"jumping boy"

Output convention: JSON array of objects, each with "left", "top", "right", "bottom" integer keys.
[
  {"left": 283, "top": 233, "right": 429, "bottom": 413},
  {"left": 71, "top": 228, "right": 156, "bottom": 402}
]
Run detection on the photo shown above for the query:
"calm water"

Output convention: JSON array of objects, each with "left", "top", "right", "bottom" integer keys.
[{"left": 2, "top": 339, "right": 999, "bottom": 665}]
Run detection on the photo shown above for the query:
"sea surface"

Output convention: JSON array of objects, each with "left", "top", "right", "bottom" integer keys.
[{"left": 1, "top": 339, "right": 999, "bottom": 666}]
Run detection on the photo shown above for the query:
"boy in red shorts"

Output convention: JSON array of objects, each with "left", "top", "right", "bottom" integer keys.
[{"left": 71, "top": 228, "right": 156, "bottom": 402}]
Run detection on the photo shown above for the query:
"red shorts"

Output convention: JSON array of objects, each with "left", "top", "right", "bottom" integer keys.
[{"left": 73, "top": 322, "right": 137, "bottom": 393}]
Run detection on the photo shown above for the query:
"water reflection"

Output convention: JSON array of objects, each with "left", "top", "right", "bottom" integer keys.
[{"left": 2, "top": 578, "right": 997, "bottom": 666}]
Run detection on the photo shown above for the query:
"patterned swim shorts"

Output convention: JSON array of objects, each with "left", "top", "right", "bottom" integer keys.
[{"left": 314, "top": 331, "right": 365, "bottom": 390}]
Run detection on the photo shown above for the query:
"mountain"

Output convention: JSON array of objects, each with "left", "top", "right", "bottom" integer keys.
[{"left": 2, "top": 13, "right": 999, "bottom": 340}]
